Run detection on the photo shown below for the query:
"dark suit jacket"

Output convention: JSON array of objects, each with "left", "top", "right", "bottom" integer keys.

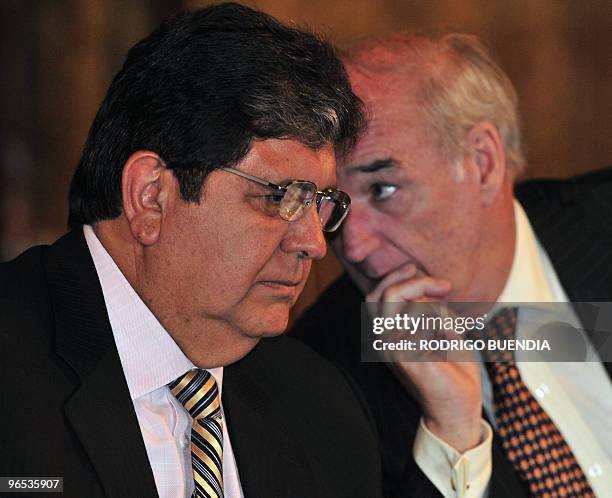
[
  {"left": 291, "top": 167, "right": 612, "bottom": 498},
  {"left": 0, "top": 229, "right": 382, "bottom": 498}
]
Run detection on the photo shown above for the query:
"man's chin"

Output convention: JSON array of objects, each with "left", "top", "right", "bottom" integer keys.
[{"left": 241, "top": 309, "right": 290, "bottom": 339}]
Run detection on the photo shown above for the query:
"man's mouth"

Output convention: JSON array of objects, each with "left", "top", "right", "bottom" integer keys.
[
  {"left": 358, "top": 264, "right": 395, "bottom": 281},
  {"left": 258, "top": 280, "right": 303, "bottom": 297},
  {"left": 259, "top": 280, "right": 301, "bottom": 288},
  {"left": 363, "top": 270, "right": 386, "bottom": 281},
  {"left": 358, "top": 262, "right": 426, "bottom": 282}
]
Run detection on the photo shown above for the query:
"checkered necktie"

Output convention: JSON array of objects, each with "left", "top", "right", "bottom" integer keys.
[
  {"left": 485, "top": 308, "right": 594, "bottom": 497},
  {"left": 169, "top": 369, "right": 224, "bottom": 498}
]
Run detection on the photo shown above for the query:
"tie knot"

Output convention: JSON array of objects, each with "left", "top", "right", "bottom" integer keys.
[
  {"left": 485, "top": 307, "right": 518, "bottom": 364},
  {"left": 169, "top": 369, "right": 221, "bottom": 420},
  {"left": 486, "top": 307, "right": 518, "bottom": 339}
]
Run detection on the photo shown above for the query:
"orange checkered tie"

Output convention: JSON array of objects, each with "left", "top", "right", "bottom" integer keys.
[{"left": 485, "top": 308, "right": 595, "bottom": 497}]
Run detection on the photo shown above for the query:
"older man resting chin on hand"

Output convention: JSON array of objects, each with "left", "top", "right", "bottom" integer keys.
[{"left": 293, "top": 32, "right": 612, "bottom": 498}]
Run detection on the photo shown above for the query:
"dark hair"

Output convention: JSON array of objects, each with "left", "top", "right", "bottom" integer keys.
[{"left": 68, "top": 2, "right": 364, "bottom": 227}]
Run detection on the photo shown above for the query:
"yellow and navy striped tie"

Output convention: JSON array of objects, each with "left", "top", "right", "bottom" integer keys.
[{"left": 169, "top": 369, "right": 224, "bottom": 498}]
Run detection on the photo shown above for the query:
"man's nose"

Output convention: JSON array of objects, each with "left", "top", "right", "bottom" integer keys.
[
  {"left": 338, "top": 205, "right": 379, "bottom": 264},
  {"left": 281, "top": 204, "right": 327, "bottom": 260}
]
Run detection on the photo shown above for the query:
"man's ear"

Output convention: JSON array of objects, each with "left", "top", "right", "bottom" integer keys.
[
  {"left": 465, "top": 122, "right": 507, "bottom": 205},
  {"left": 121, "top": 151, "right": 168, "bottom": 246}
]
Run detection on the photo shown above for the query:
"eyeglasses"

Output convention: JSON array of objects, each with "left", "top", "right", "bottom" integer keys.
[{"left": 220, "top": 167, "right": 351, "bottom": 232}]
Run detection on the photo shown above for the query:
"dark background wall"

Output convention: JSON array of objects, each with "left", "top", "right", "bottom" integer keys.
[{"left": 2, "top": 0, "right": 611, "bottom": 318}]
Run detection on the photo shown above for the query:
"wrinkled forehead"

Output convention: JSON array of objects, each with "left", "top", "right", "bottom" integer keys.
[
  {"left": 338, "top": 97, "right": 427, "bottom": 171},
  {"left": 339, "top": 65, "right": 434, "bottom": 167},
  {"left": 346, "top": 62, "right": 414, "bottom": 107},
  {"left": 239, "top": 138, "right": 338, "bottom": 188}
]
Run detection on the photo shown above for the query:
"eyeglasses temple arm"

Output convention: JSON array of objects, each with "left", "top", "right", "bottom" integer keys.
[{"left": 220, "top": 167, "right": 284, "bottom": 191}]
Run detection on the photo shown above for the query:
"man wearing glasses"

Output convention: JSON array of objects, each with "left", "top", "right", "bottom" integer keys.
[{"left": 0, "top": 4, "right": 382, "bottom": 498}]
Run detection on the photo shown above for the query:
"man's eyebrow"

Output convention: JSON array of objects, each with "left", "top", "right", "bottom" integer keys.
[
  {"left": 270, "top": 177, "right": 338, "bottom": 191},
  {"left": 348, "top": 158, "right": 399, "bottom": 174}
]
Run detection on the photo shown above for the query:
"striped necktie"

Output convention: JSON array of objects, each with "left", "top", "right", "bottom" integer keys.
[
  {"left": 169, "top": 369, "right": 224, "bottom": 498},
  {"left": 485, "top": 308, "right": 594, "bottom": 497}
]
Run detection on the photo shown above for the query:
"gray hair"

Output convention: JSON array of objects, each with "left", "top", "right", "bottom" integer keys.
[{"left": 342, "top": 33, "right": 526, "bottom": 178}]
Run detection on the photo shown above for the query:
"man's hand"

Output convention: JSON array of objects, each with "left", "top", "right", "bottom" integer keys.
[{"left": 367, "top": 264, "right": 483, "bottom": 452}]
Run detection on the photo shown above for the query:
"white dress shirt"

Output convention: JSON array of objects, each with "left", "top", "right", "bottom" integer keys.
[
  {"left": 84, "top": 225, "right": 244, "bottom": 498},
  {"left": 413, "top": 200, "right": 612, "bottom": 498}
]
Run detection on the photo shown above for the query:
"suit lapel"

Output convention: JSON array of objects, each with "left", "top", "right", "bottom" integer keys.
[
  {"left": 44, "top": 230, "right": 158, "bottom": 498},
  {"left": 516, "top": 179, "right": 612, "bottom": 380},
  {"left": 63, "top": 348, "right": 158, "bottom": 498},
  {"left": 223, "top": 350, "right": 319, "bottom": 498}
]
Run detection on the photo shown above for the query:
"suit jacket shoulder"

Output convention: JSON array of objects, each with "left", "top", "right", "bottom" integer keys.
[
  {"left": 1, "top": 231, "right": 157, "bottom": 498},
  {"left": 516, "top": 166, "right": 612, "bottom": 301},
  {"left": 224, "top": 335, "right": 382, "bottom": 498}
]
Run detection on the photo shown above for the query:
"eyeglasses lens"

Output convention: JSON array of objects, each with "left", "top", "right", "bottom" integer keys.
[
  {"left": 280, "top": 182, "right": 316, "bottom": 221},
  {"left": 278, "top": 182, "right": 350, "bottom": 232},
  {"left": 318, "top": 190, "right": 350, "bottom": 232}
]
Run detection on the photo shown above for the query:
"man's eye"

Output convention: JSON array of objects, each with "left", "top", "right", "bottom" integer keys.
[
  {"left": 370, "top": 183, "right": 397, "bottom": 201},
  {"left": 248, "top": 192, "right": 285, "bottom": 217},
  {"left": 265, "top": 193, "right": 284, "bottom": 205}
]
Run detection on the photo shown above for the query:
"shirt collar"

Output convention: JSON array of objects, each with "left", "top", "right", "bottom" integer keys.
[
  {"left": 496, "top": 199, "right": 567, "bottom": 305},
  {"left": 83, "top": 225, "right": 223, "bottom": 399}
]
